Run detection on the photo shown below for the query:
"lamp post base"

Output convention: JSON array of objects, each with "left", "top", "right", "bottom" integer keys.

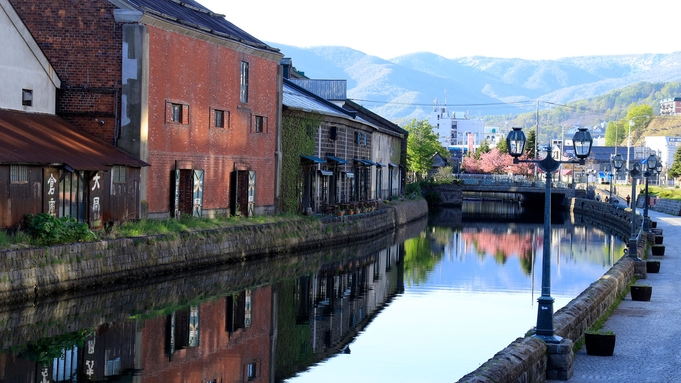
[
  {"left": 535, "top": 296, "right": 561, "bottom": 344},
  {"left": 533, "top": 333, "right": 563, "bottom": 344},
  {"left": 628, "top": 238, "right": 641, "bottom": 261}
]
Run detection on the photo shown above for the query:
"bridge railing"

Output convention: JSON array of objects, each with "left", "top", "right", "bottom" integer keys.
[{"left": 458, "top": 174, "right": 576, "bottom": 189}]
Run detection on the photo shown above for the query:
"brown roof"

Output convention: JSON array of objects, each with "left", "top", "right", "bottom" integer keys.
[{"left": 0, "top": 109, "right": 149, "bottom": 171}]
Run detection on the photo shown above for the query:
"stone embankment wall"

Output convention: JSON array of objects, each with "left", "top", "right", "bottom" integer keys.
[
  {"left": 457, "top": 198, "right": 643, "bottom": 383},
  {"left": 647, "top": 198, "right": 681, "bottom": 216},
  {"left": 0, "top": 199, "right": 428, "bottom": 304},
  {"left": 0, "top": 216, "right": 431, "bottom": 349}
]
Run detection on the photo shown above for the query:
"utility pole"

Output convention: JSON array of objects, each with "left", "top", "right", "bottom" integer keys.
[{"left": 535, "top": 99, "right": 539, "bottom": 181}]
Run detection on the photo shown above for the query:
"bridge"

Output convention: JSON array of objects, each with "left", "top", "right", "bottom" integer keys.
[{"left": 429, "top": 175, "right": 591, "bottom": 207}]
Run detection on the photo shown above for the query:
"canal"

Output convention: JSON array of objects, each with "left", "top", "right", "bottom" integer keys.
[{"left": 0, "top": 202, "right": 626, "bottom": 382}]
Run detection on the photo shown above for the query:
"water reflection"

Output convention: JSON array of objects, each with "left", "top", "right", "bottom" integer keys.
[{"left": 0, "top": 204, "right": 626, "bottom": 382}]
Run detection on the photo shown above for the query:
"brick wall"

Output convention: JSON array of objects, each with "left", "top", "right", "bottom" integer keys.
[
  {"left": 145, "top": 24, "right": 279, "bottom": 216},
  {"left": 9, "top": 0, "right": 123, "bottom": 144}
]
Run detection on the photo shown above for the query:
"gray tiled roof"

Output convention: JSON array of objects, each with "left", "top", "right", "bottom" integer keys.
[
  {"left": 124, "top": 0, "right": 278, "bottom": 52},
  {"left": 283, "top": 80, "right": 355, "bottom": 119}
]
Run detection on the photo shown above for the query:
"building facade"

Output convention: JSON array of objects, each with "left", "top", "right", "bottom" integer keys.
[
  {"left": 0, "top": 0, "right": 147, "bottom": 229},
  {"left": 659, "top": 97, "right": 681, "bottom": 116},
  {"left": 428, "top": 101, "right": 485, "bottom": 154},
  {"left": 10, "top": 0, "right": 283, "bottom": 220}
]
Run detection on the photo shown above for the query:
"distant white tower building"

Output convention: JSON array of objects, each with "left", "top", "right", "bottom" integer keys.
[{"left": 428, "top": 98, "right": 485, "bottom": 155}]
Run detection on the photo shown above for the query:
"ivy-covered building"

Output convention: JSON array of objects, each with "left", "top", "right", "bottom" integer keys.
[{"left": 281, "top": 65, "right": 406, "bottom": 214}]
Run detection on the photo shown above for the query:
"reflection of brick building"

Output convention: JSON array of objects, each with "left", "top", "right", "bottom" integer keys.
[
  {"left": 276, "top": 244, "right": 404, "bottom": 381},
  {"left": 0, "top": 288, "right": 272, "bottom": 382},
  {"left": 138, "top": 288, "right": 272, "bottom": 382}
]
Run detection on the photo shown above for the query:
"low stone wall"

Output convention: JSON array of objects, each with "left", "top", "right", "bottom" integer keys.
[
  {"left": 429, "top": 183, "right": 463, "bottom": 206},
  {"left": 648, "top": 198, "right": 681, "bottom": 216},
  {"left": 457, "top": 198, "right": 643, "bottom": 383},
  {"left": 0, "top": 199, "right": 428, "bottom": 304}
]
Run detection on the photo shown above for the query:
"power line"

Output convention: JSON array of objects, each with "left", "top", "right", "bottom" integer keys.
[{"left": 347, "top": 98, "right": 536, "bottom": 108}]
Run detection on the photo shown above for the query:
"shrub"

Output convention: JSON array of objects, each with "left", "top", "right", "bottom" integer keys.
[
  {"left": 406, "top": 182, "right": 422, "bottom": 197},
  {"left": 24, "top": 213, "right": 97, "bottom": 246}
]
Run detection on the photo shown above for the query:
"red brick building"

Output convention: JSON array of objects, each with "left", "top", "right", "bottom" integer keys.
[{"left": 10, "top": 0, "right": 283, "bottom": 220}]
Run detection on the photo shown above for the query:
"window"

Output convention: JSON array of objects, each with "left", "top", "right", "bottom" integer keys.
[
  {"left": 254, "top": 116, "right": 264, "bottom": 133},
  {"left": 10, "top": 165, "right": 27, "bottom": 184},
  {"left": 240, "top": 61, "right": 249, "bottom": 103},
  {"left": 330, "top": 126, "right": 337, "bottom": 140},
  {"left": 247, "top": 362, "right": 257, "bottom": 380},
  {"left": 171, "top": 104, "right": 182, "bottom": 123},
  {"left": 112, "top": 166, "right": 126, "bottom": 184},
  {"left": 167, "top": 102, "right": 189, "bottom": 124},
  {"left": 22, "top": 89, "right": 33, "bottom": 106},
  {"left": 214, "top": 110, "right": 225, "bottom": 128}
]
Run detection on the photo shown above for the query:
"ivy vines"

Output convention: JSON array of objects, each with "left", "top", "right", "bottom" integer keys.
[{"left": 281, "top": 112, "right": 321, "bottom": 214}]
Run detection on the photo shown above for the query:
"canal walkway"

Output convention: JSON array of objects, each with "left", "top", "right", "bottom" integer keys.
[{"left": 552, "top": 208, "right": 681, "bottom": 382}]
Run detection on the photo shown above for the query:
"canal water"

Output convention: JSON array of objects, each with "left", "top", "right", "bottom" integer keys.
[{"left": 0, "top": 202, "right": 626, "bottom": 382}]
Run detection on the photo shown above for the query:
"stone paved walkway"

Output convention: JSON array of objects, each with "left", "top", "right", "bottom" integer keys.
[{"left": 550, "top": 209, "right": 681, "bottom": 382}]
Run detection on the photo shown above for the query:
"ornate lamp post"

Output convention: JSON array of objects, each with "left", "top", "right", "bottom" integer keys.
[
  {"left": 643, "top": 154, "right": 659, "bottom": 231},
  {"left": 620, "top": 158, "right": 642, "bottom": 260},
  {"left": 506, "top": 126, "right": 593, "bottom": 343},
  {"left": 612, "top": 153, "right": 624, "bottom": 207}
]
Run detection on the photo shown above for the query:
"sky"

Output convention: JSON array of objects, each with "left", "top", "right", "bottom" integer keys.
[{"left": 199, "top": 0, "right": 681, "bottom": 61}]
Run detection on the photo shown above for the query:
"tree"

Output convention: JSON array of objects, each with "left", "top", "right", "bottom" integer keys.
[
  {"left": 604, "top": 121, "right": 620, "bottom": 146},
  {"left": 478, "top": 139, "right": 491, "bottom": 154},
  {"left": 668, "top": 146, "right": 681, "bottom": 180},
  {"left": 525, "top": 129, "right": 537, "bottom": 159},
  {"left": 625, "top": 104, "right": 653, "bottom": 144},
  {"left": 404, "top": 119, "right": 446, "bottom": 181},
  {"left": 496, "top": 135, "right": 508, "bottom": 154}
]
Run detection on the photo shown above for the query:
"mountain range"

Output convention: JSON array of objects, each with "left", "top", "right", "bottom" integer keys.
[{"left": 269, "top": 43, "right": 681, "bottom": 124}]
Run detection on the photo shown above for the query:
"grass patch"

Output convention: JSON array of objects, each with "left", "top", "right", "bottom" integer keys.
[
  {"left": 646, "top": 186, "right": 681, "bottom": 200},
  {"left": 0, "top": 213, "right": 305, "bottom": 252}
]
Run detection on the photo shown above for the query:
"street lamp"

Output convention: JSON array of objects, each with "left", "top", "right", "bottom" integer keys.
[
  {"left": 609, "top": 155, "right": 618, "bottom": 203},
  {"left": 626, "top": 120, "right": 634, "bottom": 172},
  {"left": 612, "top": 153, "right": 640, "bottom": 259},
  {"left": 506, "top": 126, "right": 593, "bottom": 344},
  {"left": 643, "top": 154, "right": 658, "bottom": 231},
  {"left": 626, "top": 116, "right": 650, "bottom": 178}
]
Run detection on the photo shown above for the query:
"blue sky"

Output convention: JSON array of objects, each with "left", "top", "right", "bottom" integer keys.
[{"left": 200, "top": 0, "right": 681, "bottom": 61}]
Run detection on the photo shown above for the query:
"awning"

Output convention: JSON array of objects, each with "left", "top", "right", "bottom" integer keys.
[
  {"left": 326, "top": 156, "right": 347, "bottom": 164},
  {"left": 300, "top": 154, "right": 326, "bottom": 164},
  {"left": 344, "top": 171, "right": 355, "bottom": 179},
  {"left": 562, "top": 169, "right": 572, "bottom": 175},
  {"left": 389, "top": 163, "right": 398, "bottom": 168},
  {"left": 319, "top": 170, "right": 333, "bottom": 176},
  {"left": 354, "top": 158, "right": 376, "bottom": 166},
  {"left": 598, "top": 172, "right": 606, "bottom": 178},
  {"left": 375, "top": 162, "right": 386, "bottom": 168},
  {"left": 0, "top": 108, "right": 149, "bottom": 170}
]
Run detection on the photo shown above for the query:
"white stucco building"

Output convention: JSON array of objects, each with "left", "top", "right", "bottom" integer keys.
[
  {"left": 428, "top": 100, "right": 485, "bottom": 154},
  {"left": 644, "top": 136, "right": 681, "bottom": 184},
  {"left": 0, "top": 0, "right": 60, "bottom": 112}
]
